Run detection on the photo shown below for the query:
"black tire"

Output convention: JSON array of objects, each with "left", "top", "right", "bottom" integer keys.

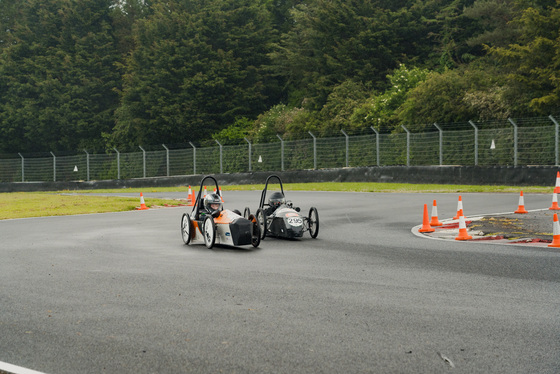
[
  {"left": 255, "top": 208, "right": 267, "bottom": 240},
  {"left": 308, "top": 207, "right": 319, "bottom": 238},
  {"left": 248, "top": 214, "right": 261, "bottom": 248},
  {"left": 232, "top": 209, "right": 242, "bottom": 216},
  {"left": 243, "top": 207, "right": 251, "bottom": 219},
  {"left": 203, "top": 215, "right": 216, "bottom": 249},
  {"left": 181, "top": 213, "right": 192, "bottom": 245}
]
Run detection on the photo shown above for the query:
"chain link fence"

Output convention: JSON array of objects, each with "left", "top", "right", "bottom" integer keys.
[{"left": 1, "top": 115, "right": 559, "bottom": 183}]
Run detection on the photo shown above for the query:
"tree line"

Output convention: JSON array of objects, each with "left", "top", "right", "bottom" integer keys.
[{"left": 0, "top": 0, "right": 558, "bottom": 154}]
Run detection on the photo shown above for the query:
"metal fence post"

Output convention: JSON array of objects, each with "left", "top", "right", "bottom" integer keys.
[
  {"left": 84, "top": 150, "right": 90, "bottom": 181},
  {"left": 401, "top": 125, "right": 410, "bottom": 166},
  {"left": 139, "top": 146, "right": 146, "bottom": 178},
  {"left": 244, "top": 137, "right": 252, "bottom": 172},
  {"left": 370, "top": 127, "right": 380, "bottom": 166},
  {"left": 215, "top": 140, "right": 223, "bottom": 173},
  {"left": 162, "top": 144, "right": 170, "bottom": 177},
  {"left": 341, "top": 129, "right": 349, "bottom": 167},
  {"left": 18, "top": 153, "right": 24, "bottom": 182},
  {"left": 189, "top": 142, "right": 196, "bottom": 175},
  {"left": 276, "top": 134, "right": 284, "bottom": 171},
  {"left": 508, "top": 118, "right": 518, "bottom": 167},
  {"left": 550, "top": 115, "right": 559, "bottom": 166},
  {"left": 113, "top": 147, "right": 120, "bottom": 179},
  {"left": 468, "top": 120, "right": 479, "bottom": 166},
  {"left": 433, "top": 123, "right": 443, "bottom": 166},
  {"left": 50, "top": 151, "right": 56, "bottom": 181},
  {"left": 308, "top": 131, "right": 317, "bottom": 170}
]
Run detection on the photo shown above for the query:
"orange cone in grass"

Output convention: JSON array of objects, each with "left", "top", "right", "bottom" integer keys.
[
  {"left": 137, "top": 192, "right": 149, "bottom": 210},
  {"left": 187, "top": 186, "right": 194, "bottom": 206},
  {"left": 549, "top": 193, "right": 560, "bottom": 210},
  {"left": 548, "top": 213, "right": 560, "bottom": 247},
  {"left": 419, "top": 204, "right": 435, "bottom": 233},
  {"left": 554, "top": 172, "right": 560, "bottom": 193},
  {"left": 514, "top": 191, "right": 528, "bottom": 214},
  {"left": 453, "top": 195, "right": 464, "bottom": 219},
  {"left": 455, "top": 215, "right": 472, "bottom": 241},
  {"left": 430, "top": 199, "right": 443, "bottom": 226}
]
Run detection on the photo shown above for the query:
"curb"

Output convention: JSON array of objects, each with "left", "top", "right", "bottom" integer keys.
[{"left": 412, "top": 211, "right": 553, "bottom": 247}]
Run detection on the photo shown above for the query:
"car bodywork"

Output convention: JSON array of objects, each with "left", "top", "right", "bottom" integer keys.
[
  {"left": 181, "top": 176, "right": 260, "bottom": 249},
  {"left": 244, "top": 174, "right": 319, "bottom": 240}
]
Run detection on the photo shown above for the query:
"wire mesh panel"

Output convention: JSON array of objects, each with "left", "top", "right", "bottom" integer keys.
[
  {"left": 440, "top": 129, "right": 476, "bottom": 165},
  {"left": 90, "top": 153, "right": 118, "bottom": 180},
  {"left": 379, "top": 133, "right": 406, "bottom": 165},
  {"left": 409, "top": 131, "right": 439, "bottom": 166},
  {"left": 24, "top": 157, "right": 54, "bottom": 182},
  {"left": 223, "top": 143, "right": 249, "bottom": 173},
  {"left": 517, "top": 125, "right": 555, "bottom": 165},
  {"left": 0, "top": 158, "right": 22, "bottom": 182},
  {"left": 349, "top": 134, "right": 377, "bottom": 167},
  {"left": 56, "top": 154, "right": 88, "bottom": 181},
  {"left": 252, "top": 142, "right": 282, "bottom": 171},
  {"left": 1, "top": 116, "right": 559, "bottom": 181},
  {"left": 120, "top": 152, "right": 144, "bottom": 179},
  {"left": 284, "top": 138, "right": 314, "bottom": 170},
  {"left": 145, "top": 150, "right": 167, "bottom": 177},
  {"left": 195, "top": 147, "right": 220, "bottom": 175},
  {"left": 478, "top": 127, "right": 515, "bottom": 166},
  {"left": 169, "top": 148, "right": 194, "bottom": 176},
  {"left": 316, "top": 136, "right": 346, "bottom": 169}
]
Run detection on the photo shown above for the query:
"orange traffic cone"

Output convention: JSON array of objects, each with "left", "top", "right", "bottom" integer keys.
[
  {"left": 430, "top": 199, "right": 443, "bottom": 226},
  {"left": 549, "top": 193, "right": 560, "bottom": 210},
  {"left": 137, "top": 192, "right": 149, "bottom": 210},
  {"left": 455, "top": 215, "right": 472, "bottom": 240},
  {"left": 453, "top": 195, "right": 464, "bottom": 219},
  {"left": 419, "top": 204, "right": 435, "bottom": 233},
  {"left": 203, "top": 186, "right": 208, "bottom": 197},
  {"left": 219, "top": 187, "right": 224, "bottom": 202},
  {"left": 514, "top": 191, "right": 528, "bottom": 214},
  {"left": 554, "top": 172, "right": 560, "bottom": 193},
  {"left": 187, "top": 186, "right": 195, "bottom": 206},
  {"left": 548, "top": 213, "right": 560, "bottom": 247}
]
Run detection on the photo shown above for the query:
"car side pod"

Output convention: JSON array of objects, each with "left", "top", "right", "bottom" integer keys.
[
  {"left": 418, "top": 204, "right": 435, "bottom": 233},
  {"left": 455, "top": 215, "right": 472, "bottom": 241},
  {"left": 548, "top": 213, "right": 560, "bottom": 247}
]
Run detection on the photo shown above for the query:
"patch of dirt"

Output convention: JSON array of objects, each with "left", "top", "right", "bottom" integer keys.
[{"left": 469, "top": 213, "right": 553, "bottom": 240}]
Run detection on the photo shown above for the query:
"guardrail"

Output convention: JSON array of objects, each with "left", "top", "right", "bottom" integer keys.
[{"left": 1, "top": 115, "right": 558, "bottom": 183}]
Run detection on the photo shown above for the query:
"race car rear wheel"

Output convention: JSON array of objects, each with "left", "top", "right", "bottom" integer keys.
[
  {"left": 308, "top": 207, "right": 319, "bottom": 238},
  {"left": 248, "top": 214, "right": 261, "bottom": 247},
  {"left": 256, "top": 208, "right": 267, "bottom": 240},
  {"left": 243, "top": 207, "right": 251, "bottom": 219},
  {"left": 181, "top": 213, "right": 192, "bottom": 245},
  {"left": 203, "top": 215, "right": 216, "bottom": 249}
]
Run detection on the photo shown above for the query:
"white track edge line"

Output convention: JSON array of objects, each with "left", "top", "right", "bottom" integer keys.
[{"left": 0, "top": 361, "right": 48, "bottom": 374}]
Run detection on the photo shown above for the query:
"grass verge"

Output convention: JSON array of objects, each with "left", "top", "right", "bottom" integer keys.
[{"left": 0, "top": 182, "right": 551, "bottom": 220}]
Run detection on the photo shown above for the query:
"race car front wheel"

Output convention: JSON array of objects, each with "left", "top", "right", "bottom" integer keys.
[
  {"left": 203, "top": 216, "right": 216, "bottom": 249},
  {"left": 308, "top": 207, "right": 319, "bottom": 238},
  {"left": 181, "top": 213, "right": 192, "bottom": 245},
  {"left": 256, "top": 208, "right": 267, "bottom": 240},
  {"left": 243, "top": 207, "right": 251, "bottom": 219},
  {"left": 248, "top": 214, "right": 261, "bottom": 248}
]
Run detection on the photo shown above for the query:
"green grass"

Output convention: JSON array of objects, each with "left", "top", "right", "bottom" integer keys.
[{"left": 0, "top": 182, "right": 552, "bottom": 220}]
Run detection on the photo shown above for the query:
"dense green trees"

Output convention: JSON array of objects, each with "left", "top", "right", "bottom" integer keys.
[
  {"left": 110, "top": 0, "right": 282, "bottom": 148},
  {"left": 0, "top": 0, "right": 121, "bottom": 152},
  {"left": 0, "top": 0, "right": 558, "bottom": 153}
]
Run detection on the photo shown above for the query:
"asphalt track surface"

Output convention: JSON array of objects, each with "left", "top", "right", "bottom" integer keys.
[{"left": 1, "top": 191, "right": 559, "bottom": 374}]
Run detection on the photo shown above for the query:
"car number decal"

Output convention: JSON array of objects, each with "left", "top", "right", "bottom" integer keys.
[{"left": 287, "top": 217, "right": 303, "bottom": 226}]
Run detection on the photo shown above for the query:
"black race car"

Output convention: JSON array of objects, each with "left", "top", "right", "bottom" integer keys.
[{"left": 244, "top": 175, "right": 319, "bottom": 240}]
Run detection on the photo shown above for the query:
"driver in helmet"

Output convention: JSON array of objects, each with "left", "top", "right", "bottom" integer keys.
[
  {"left": 203, "top": 193, "right": 223, "bottom": 217},
  {"left": 265, "top": 191, "right": 285, "bottom": 215}
]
